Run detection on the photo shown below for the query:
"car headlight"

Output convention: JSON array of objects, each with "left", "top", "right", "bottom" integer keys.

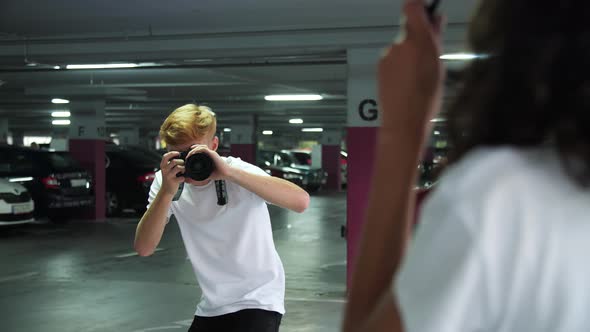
[{"left": 283, "top": 173, "right": 303, "bottom": 180}]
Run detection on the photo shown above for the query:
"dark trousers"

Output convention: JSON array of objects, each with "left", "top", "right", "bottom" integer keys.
[{"left": 188, "top": 309, "right": 282, "bottom": 332}]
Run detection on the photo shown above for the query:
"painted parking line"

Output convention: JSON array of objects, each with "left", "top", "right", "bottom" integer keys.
[
  {"left": 115, "top": 247, "right": 165, "bottom": 258},
  {"left": 0, "top": 272, "right": 39, "bottom": 283},
  {"left": 133, "top": 299, "right": 344, "bottom": 331},
  {"left": 320, "top": 260, "right": 347, "bottom": 270},
  {"left": 131, "top": 319, "right": 192, "bottom": 332},
  {"left": 286, "top": 297, "right": 346, "bottom": 304}
]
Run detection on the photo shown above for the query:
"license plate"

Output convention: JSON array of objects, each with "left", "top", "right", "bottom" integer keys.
[
  {"left": 71, "top": 179, "right": 87, "bottom": 187},
  {"left": 12, "top": 202, "right": 33, "bottom": 215}
]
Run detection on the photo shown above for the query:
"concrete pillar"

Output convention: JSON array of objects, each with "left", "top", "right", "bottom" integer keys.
[
  {"left": 0, "top": 119, "right": 8, "bottom": 144},
  {"left": 320, "top": 130, "right": 343, "bottom": 191},
  {"left": 118, "top": 128, "right": 140, "bottom": 146},
  {"left": 229, "top": 116, "right": 257, "bottom": 164},
  {"left": 12, "top": 130, "right": 24, "bottom": 147},
  {"left": 346, "top": 48, "right": 382, "bottom": 288},
  {"left": 68, "top": 100, "right": 107, "bottom": 221}
]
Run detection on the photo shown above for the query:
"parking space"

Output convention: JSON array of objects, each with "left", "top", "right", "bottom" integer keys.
[{"left": 0, "top": 192, "right": 346, "bottom": 332}]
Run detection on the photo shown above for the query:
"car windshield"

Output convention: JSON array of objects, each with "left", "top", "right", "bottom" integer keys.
[
  {"left": 107, "top": 148, "right": 160, "bottom": 167},
  {"left": 0, "top": 149, "right": 35, "bottom": 174},
  {"left": 275, "top": 152, "right": 294, "bottom": 167},
  {"left": 291, "top": 152, "right": 311, "bottom": 165},
  {"left": 49, "top": 153, "right": 82, "bottom": 171}
]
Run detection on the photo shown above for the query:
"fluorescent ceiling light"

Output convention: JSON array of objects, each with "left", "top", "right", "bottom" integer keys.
[
  {"left": 302, "top": 128, "right": 324, "bottom": 132},
  {"left": 434, "top": 130, "right": 441, "bottom": 135},
  {"left": 53, "top": 66, "right": 61, "bottom": 70},
  {"left": 52, "top": 119, "right": 71, "bottom": 125},
  {"left": 262, "top": 130, "right": 273, "bottom": 135},
  {"left": 223, "top": 128, "right": 232, "bottom": 132},
  {"left": 289, "top": 119, "right": 304, "bottom": 124},
  {"left": 51, "top": 111, "right": 71, "bottom": 118},
  {"left": 66, "top": 63, "right": 139, "bottom": 70},
  {"left": 265, "top": 94, "right": 323, "bottom": 101},
  {"left": 439, "top": 53, "right": 482, "bottom": 61},
  {"left": 430, "top": 118, "right": 446, "bottom": 123},
  {"left": 52, "top": 98, "right": 70, "bottom": 104},
  {"left": 9, "top": 177, "right": 33, "bottom": 182}
]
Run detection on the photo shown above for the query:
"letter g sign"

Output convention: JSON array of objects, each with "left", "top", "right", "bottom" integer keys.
[{"left": 358, "top": 99, "right": 378, "bottom": 121}]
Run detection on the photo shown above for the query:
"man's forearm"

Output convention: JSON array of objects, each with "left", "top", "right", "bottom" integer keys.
[
  {"left": 343, "top": 126, "right": 424, "bottom": 332},
  {"left": 227, "top": 168, "right": 310, "bottom": 213},
  {"left": 134, "top": 190, "right": 174, "bottom": 256}
]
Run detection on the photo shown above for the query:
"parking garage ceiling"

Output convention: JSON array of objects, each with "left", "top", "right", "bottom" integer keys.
[{"left": 0, "top": 0, "right": 479, "bottom": 135}]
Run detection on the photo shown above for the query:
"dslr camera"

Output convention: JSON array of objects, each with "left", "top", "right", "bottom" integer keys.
[
  {"left": 173, "top": 151, "right": 228, "bottom": 206},
  {"left": 176, "top": 151, "right": 215, "bottom": 181}
]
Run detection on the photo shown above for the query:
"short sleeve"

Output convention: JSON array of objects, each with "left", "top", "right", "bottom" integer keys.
[
  {"left": 146, "top": 170, "right": 173, "bottom": 219},
  {"left": 393, "top": 195, "right": 486, "bottom": 332}
]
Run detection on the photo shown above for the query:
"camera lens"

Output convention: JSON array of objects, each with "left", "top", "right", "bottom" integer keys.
[{"left": 184, "top": 153, "right": 214, "bottom": 181}]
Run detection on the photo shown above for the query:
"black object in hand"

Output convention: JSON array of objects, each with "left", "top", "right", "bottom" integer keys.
[
  {"left": 426, "top": 0, "right": 440, "bottom": 22},
  {"left": 176, "top": 151, "right": 215, "bottom": 181}
]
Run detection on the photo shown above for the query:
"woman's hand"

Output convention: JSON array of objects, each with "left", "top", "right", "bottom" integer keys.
[{"left": 378, "top": 0, "right": 445, "bottom": 134}]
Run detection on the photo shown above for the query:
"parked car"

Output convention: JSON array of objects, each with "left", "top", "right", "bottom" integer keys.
[
  {"left": 0, "top": 178, "right": 35, "bottom": 225},
  {"left": 0, "top": 145, "right": 93, "bottom": 221},
  {"left": 289, "top": 149, "right": 348, "bottom": 187},
  {"left": 257, "top": 150, "right": 327, "bottom": 192},
  {"left": 105, "top": 145, "right": 160, "bottom": 216}
]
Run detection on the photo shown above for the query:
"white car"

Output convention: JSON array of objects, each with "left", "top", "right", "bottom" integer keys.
[{"left": 0, "top": 178, "right": 35, "bottom": 225}]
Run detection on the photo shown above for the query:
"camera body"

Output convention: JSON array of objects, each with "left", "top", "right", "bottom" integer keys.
[
  {"left": 176, "top": 151, "right": 215, "bottom": 181},
  {"left": 172, "top": 150, "right": 227, "bottom": 206}
]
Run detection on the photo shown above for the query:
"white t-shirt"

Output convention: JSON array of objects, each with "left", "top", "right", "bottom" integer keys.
[
  {"left": 147, "top": 157, "right": 285, "bottom": 317},
  {"left": 395, "top": 147, "right": 590, "bottom": 332}
]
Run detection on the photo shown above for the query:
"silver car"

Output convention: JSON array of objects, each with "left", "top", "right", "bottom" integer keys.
[{"left": 0, "top": 178, "right": 35, "bottom": 225}]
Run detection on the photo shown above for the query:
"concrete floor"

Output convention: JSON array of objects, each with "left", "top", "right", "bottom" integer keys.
[{"left": 0, "top": 192, "right": 347, "bottom": 332}]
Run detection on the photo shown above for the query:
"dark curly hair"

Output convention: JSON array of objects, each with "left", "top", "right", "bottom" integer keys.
[{"left": 447, "top": 0, "right": 590, "bottom": 186}]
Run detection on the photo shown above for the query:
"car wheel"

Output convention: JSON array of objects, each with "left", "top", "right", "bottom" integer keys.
[{"left": 106, "top": 191, "right": 121, "bottom": 216}]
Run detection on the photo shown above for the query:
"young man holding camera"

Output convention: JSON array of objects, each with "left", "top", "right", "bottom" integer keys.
[{"left": 134, "top": 104, "right": 310, "bottom": 332}]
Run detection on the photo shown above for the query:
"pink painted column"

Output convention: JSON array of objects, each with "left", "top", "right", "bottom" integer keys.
[
  {"left": 69, "top": 139, "right": 106, "bottom": 220},
  {"left": 229, "top": 120, "right": 257, "bottom": 165},
  {"left": 322, "top": 145, "right": 342, "bottom": 190},
  {"left": 68, "top": 100, "right": 107, "bottom": 221},
  {"left": 346, "top": 47, "right": 382, "bottom": 289},
  {"left": 230, "top": 143, "right": 256, "bottom": 164},
  {"left": 320, "top": 130, "right": 343, "bottom": 191}
]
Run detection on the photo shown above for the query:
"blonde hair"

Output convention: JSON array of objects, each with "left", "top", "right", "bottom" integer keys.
[{"left": 159, "top": 104, "right": 217, "bottom": 147}]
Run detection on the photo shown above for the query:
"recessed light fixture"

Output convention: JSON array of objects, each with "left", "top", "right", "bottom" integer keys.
[
  {"left": 223, "top": 128, "right": 232, "bottom": 132},
  {"left": 9, "top": 177, "right": 34, "bottom": 182},
  {"left": 52, "top": 119, "right": 71, "bottom": 126},
  {"left": 439, "top": 53, "right": 483, "bottom": 61},
  {"left": 430, "top": 118, "right": 446, "bottom": 123},
  {"left": 301, "top": 128, "right": 323, "bottom": 133},
  {"left": 51, "top": 111, "right": 71, "bottom": 118},
  {"left": 265, "top": 94, "right": 323, "bottom": 101},
  {"left": 262, "top": 130, "right": 273, "bottom": 135},
  {"left": 66, "top": 63, "right": 139, "bottom": 70},
  {"left": 51, "top": 98, "right": 70, "bottom": 104},
  {"left": 434, "top": 130, "right": 441, "bottom": 135},
  {"left": 289, "top": 119, "right": 304, "bottom": 124}
]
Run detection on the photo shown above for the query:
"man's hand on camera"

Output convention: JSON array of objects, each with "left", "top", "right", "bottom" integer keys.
[
  {"left": 187, "top": 145, "right": 232, "bottom": 180},
  {"left": 160, "top": 151, "right": 185, "bottom": 196}
]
